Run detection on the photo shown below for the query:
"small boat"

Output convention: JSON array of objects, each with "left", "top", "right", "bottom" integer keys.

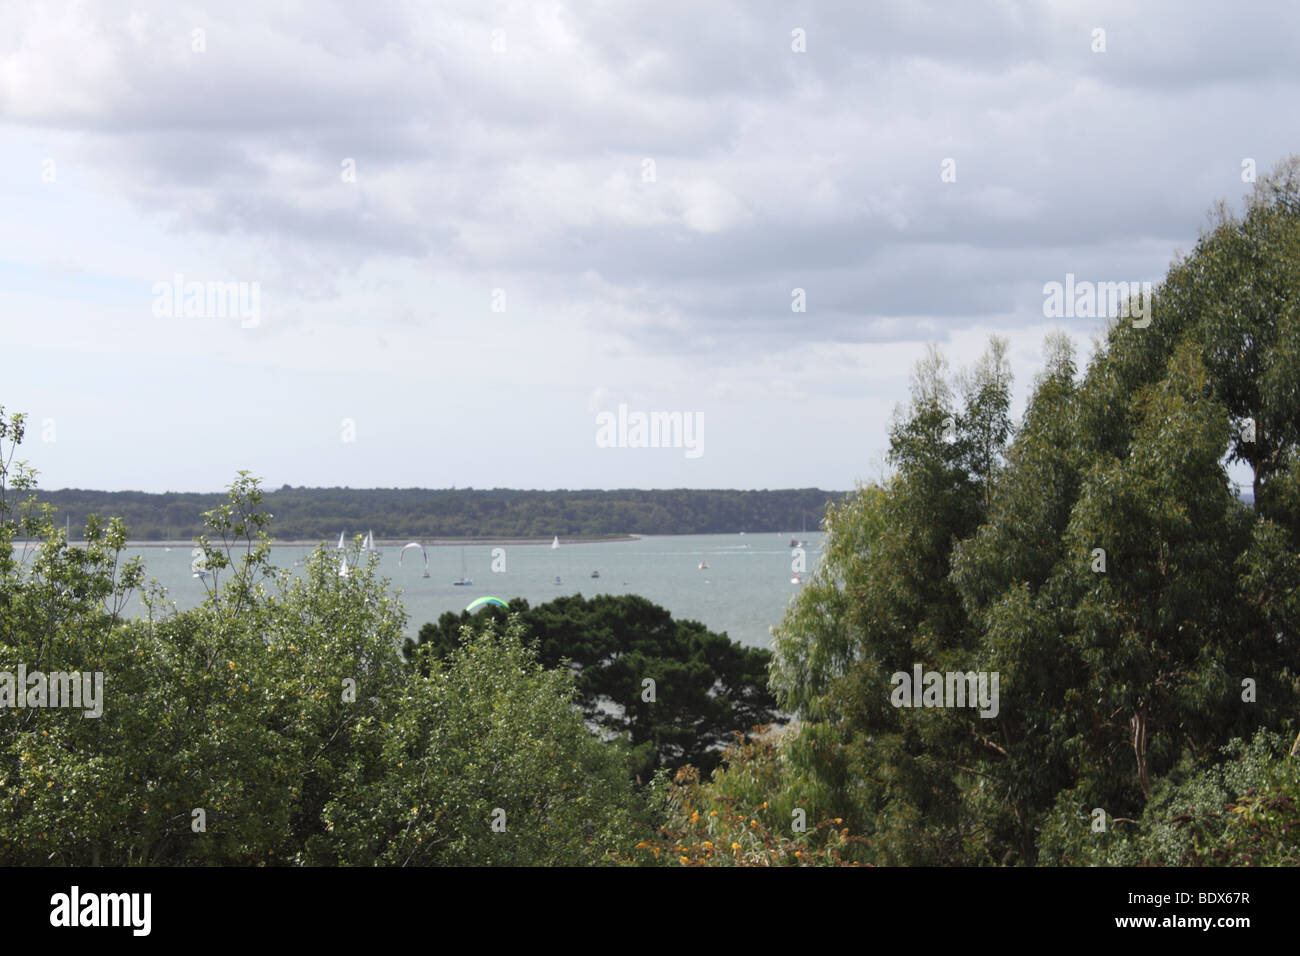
[
  {"left": 551, "top": 535, "right": 559, "bottom": 550},
  {"left": 362, "top": 530, "right": 382, "bottom": 559},
  {"left": 698, "top": 557, "right": 710, "bottom": 569},
  {"left": 338, "top": 556, "right": 351, "bottom": 579},
  {"left": 792, "top": 516, "right": 809, "bottom": 548},
  {"left": 337, "top": 530, "right": 346, "bottom": 549},
  {"left": 590, "top": 570, "right": 600, "bottom": 578},
  {"left": 452, "top": 546, "right": 472, "bottom": 586},
  {"left": 791, "top": 572, "right": 803, "bottom": 585}
]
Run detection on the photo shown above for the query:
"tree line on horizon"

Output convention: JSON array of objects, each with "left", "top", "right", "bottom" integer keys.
[{"left": 32, "top": 486, "right": 848, "bottom": 541}]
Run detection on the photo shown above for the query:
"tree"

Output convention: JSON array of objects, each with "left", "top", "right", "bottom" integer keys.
[
  {"left": 406, "top": 593, "right": 779, "bottom": 780},
  {"left": 769, "top": 161, "right": 1300, "bottom": 866},
  {"left": 769, "top": 337, "right": 1014, "bottom": 864},
  {"left": 1, "top": 415, "right": 646, "bottom": 865},
  {"left": 321, "top": 618, "right": 646, "bottom": 865}
]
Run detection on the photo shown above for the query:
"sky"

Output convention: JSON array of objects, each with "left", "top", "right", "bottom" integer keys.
[{"left": 1, "top": 0, "right": 1292, "bottom": 493}]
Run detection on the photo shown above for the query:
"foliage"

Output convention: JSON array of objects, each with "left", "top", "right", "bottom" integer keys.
[
  {"left": 313, "top": 618, "right": 647, "bottom": 865},
  {"left": 406, "top": 593, "right": 779, "bottom": 780},
  {"left": 1037, "top": 730, "right": 1299, "bottom": 866},
  {"left": 621, "top": 726, "right": 868, "bottom": 866},
  {"left": 769, "top": 158, "right": 1300, "bottom": 866},
  {"left": 0, "top": 412, "right": 645, "bottom": 864},
  {"left": 33, "top": 486, "right": 849, "bottom": 541}
]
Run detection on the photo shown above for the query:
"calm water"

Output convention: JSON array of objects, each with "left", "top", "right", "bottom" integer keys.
[{"left": 93, "top": 534, "right": 823, "bottom": 649}]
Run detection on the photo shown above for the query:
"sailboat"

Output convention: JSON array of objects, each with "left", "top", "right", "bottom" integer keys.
[
  {"left": 789, "top": 514, "right": 809, "bottom": 548},
  {"left": 362, "top": 530, "right": 382, "bottom": 559},
  {"left": 337, "top": 530, "right": 346, "bottom": 549},
  {"left": 698, "top": 554, "right": 710, "bottom": 569},
  {"left": 452, "top": 547, "right": 472, "bottom": 586},
  {"left": 551, "top": 535, "right": 559, "bottom": 550}
]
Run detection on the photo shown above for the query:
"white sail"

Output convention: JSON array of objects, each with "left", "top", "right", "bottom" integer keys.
[
  {"left": 551, "top": 535, "right": 559, "bottom": 549},
  {"left": 337, "top": 531, "right": 345, "bottom": 549}
]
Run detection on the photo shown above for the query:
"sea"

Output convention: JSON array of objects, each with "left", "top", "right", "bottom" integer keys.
[{"left": 57, "top": 533, "right": 825, "bottom": 650}]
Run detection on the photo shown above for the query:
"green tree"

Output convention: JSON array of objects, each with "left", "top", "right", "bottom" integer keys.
[
  {"left": 407, "top": 593, "right": 779, "bottom": 780},
  {"left": 1, "top": 416, "right": 645, "bottom": 865},
  {"left": 319, "top": 618, "right": 646, "bottom": 865},
  {"left": 770, "top": 337, "right": 1014, "bottom": 864},
  {"left": 770, "top": 160, "right": 1300, "bottom": 866}
]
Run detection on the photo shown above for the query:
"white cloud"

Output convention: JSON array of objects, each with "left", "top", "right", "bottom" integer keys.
[{"left": 0, "top": 0, "right": 1294, "bottom": 490}]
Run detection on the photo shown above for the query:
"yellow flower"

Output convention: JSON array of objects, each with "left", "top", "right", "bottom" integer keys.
[
  {"left": 652, "top": 848, "right": 660, "bottom": 857},
  {"left": 762, "top": 801, "right": 768, "bottom": 809},
  {"left": 636, "top": 841, "right": 649, "bottom": 849},
  {"left": 795, "top": 851, "right": 803, "bottom": 859},
  {"left": 750, "top": 819, "right": 757, "bottom": 827},
  {"left": 834, "top": 818, "right": 842, "bottom": 824},
  {"left": 228, "top": 661, "right": 235, "bottom": 670},
  {"left": 730, "top": 842, "right": 741, "bottom": 851},
  {"left": 690, "top": 810, "right": 699, "bottom": 823},
  {"left": 679, "top": 856, "right": 689, "bottom": 865},
  {"left": 702, "top": 841, "right": 713, "bottom": 850},
  {"left": 709, "top": 810, "right": 718, "bottom": 817}
]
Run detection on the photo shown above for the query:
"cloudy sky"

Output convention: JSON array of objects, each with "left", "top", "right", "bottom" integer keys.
[{"left": 1, "top": 0, "right": 1293, "bottom": 493}]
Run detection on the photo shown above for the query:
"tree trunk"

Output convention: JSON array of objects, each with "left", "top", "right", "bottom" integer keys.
[{"left": 1130, "top": 707, "right": 1151, "bottom": 795}]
